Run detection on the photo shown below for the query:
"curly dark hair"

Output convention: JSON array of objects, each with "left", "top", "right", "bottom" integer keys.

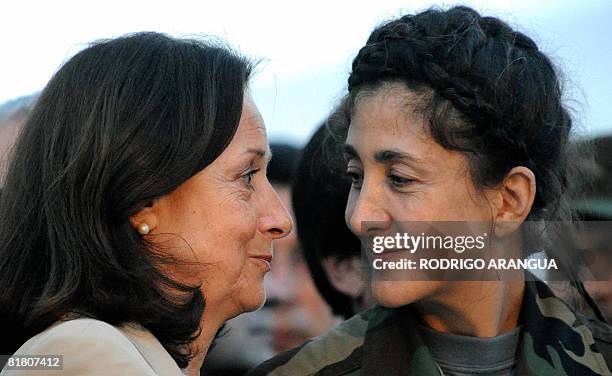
[
  {"left": 347, "top": 5, "right": 573, "bottom": 222},
  {"left": 0, "top": 32, "right": 253, "bottom": 367}
]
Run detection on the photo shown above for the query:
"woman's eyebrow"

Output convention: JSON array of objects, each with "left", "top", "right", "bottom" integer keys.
[
  {"left": 244, "top": 148, "right": 272, "bottom": 163},
  {"left": 374, "top": 148, "right": 430, "bottom": 175},
  {"left": 343, "top": 144, "right": 360, "bottom": 160},
  {"left": 374, "top": 149, "right": 420, "bottom": 163}
]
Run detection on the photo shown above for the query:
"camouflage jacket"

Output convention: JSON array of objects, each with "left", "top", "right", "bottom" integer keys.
[{"left": 248, "top": 281, "right": 612, "bottom": 375}]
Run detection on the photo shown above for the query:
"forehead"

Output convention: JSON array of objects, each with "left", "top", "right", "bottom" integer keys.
[
  {"left": 347, "top": 84, "right": 434, "bottom": 156},
  {"left": 229, "top": 93, "right": 268, "bottom": 148}
]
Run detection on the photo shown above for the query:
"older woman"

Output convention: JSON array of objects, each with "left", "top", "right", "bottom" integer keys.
[
  {"left": 250, "top": 6, "right": 611, "bottom": 376},
  {"left": 0, "top": 32, "right": 291, "bottom": 375}
]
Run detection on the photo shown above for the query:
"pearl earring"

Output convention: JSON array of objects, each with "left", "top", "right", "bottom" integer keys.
[{"left": 138, "top": 223, "right": 150, "bottom": 235}]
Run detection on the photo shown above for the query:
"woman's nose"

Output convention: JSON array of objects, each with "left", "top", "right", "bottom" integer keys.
[
  {"left": 347, "top": 185, "right": 390, "bottom": 238},
  {"left": 259, "top": 189, "right": 293, "bottom": 239}
]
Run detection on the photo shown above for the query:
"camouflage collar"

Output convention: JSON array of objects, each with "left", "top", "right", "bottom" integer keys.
[{"left": 360, "top": 280, "right": 611, "bottom": 375}]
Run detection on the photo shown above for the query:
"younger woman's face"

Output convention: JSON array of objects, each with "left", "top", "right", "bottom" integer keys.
[{"left": 344, "top": 83, "right": 495, "bottom": 307}]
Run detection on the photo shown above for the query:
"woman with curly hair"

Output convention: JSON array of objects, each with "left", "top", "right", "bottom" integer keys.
[{"left": 250, "top": 6, "right": 611, "bottom": 375}]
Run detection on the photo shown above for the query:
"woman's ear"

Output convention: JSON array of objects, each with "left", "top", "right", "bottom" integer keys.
[
  {"left": 129, "top": 204, "right": 159, "bottom": 235},
  {"left": 322, "top": 256, "right": 364, "bottom": 298},
  {"left": 492, "top": 166, "right": 536, "bottom": 237}
]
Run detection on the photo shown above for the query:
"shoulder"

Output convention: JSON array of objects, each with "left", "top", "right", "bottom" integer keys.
[
  {"left": 248, "top": 308, "right": 381, "bottom": 376},
  {"left": 577, "top": 314, "right": 612, "bottom": 369},
  {"left": 577, "top": 314, "right": 612, "bottom": 344},
  {"left": 2, "top": 318, "right": 161, "bottom": 376},
  {"left": 15, "top": 318, "right": 145, "bottom": 355}
]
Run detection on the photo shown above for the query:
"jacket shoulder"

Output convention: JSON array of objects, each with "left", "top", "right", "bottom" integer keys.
[
  {"left": 2, "top": 319, "right": 158, "bottom": 376},
  {"left": 577, "top": 314, "right": 612, "bottom": 371}
]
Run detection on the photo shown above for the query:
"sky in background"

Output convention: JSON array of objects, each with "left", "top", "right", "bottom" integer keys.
[{"left": 1, "top": 0, "right": 610, "bottom": 145}]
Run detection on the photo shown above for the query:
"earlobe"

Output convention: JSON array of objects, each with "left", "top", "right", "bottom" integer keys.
[
  {"left": 494, "top": 166, "right": 536, "bottom": 237},
  {"left": 129, "top": 206, "right": 158, "bottom": 235}
]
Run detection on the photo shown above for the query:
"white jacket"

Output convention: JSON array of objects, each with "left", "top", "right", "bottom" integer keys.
[{"left": 1, "top": 318, "right": 185, "bottom": 375}]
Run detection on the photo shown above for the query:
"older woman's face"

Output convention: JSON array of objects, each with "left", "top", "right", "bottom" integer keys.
[
  {"left": 344, "top": 83, "right": 494, "bottom": 307},
  {"left": 139, "top": 93, "right": 292, "bottom": 319}
]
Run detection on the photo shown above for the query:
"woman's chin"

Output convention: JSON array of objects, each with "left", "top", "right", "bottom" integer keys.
[{"left": 239, "top": 287, "right": 267, "bottom": 313}]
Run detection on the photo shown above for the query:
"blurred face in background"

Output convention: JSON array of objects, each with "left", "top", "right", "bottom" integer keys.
[
  {"left": 579, "top": 223, "right": 612, "bottom": 322},
  {"left": 266, "top": 184, "right": 336, "bottom": 352}
]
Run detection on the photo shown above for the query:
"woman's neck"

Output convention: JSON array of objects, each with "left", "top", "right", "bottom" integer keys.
[
  {"left": 415, "top": 279, "right": 525, "bottom": 337},
  {"left": 181, "top": 309, "right": 227, "bottom": 376}
]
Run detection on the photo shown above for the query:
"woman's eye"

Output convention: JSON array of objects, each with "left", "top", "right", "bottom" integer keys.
[
  {"left": 346, "top": 170, "right": 363, "bottom": 189},
  {"left": 242, "top": 169, "right": 260, "bottom": 190},
  {"left": 389, "top": 174, "right": 414, "bottom": 188}
]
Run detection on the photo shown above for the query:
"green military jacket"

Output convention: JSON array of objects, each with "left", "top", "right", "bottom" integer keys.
[{"left": 248, "top": 281, "right": 612, "bottom": 375}]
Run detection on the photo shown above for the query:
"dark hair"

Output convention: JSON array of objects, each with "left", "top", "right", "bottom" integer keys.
[
  {"left": 292, "top": 113, "right": 361, "bottom": 318},
  {"left": 268, "top": 143, "right": 300, "bottom": 185},
  {"left": 0, "top": 32, "right": 253, "bottom": 367},
  {"left": 347, "top": 5, "right": 573, "bottom": 222}
]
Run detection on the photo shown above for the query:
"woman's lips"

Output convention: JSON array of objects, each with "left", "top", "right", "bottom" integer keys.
[{"left": 250, "top": 255, "right": 272, "bottom": 272}]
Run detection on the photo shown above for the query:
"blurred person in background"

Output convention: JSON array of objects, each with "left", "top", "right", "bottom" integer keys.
[
  {"left": 292, "top": 119, "right": 375, "bottom": 320},
  {"left": 202, "top": 143, "right": 336, "bottom": 375},
  {"left": 572, "top": 135, "right": 612, "bottom": 322},
  {"left": 266, "top": 143, "right": 337, "bottom": 350},
  {"left": 0, "top": 94, "right": 37, "bottom": 184}
]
